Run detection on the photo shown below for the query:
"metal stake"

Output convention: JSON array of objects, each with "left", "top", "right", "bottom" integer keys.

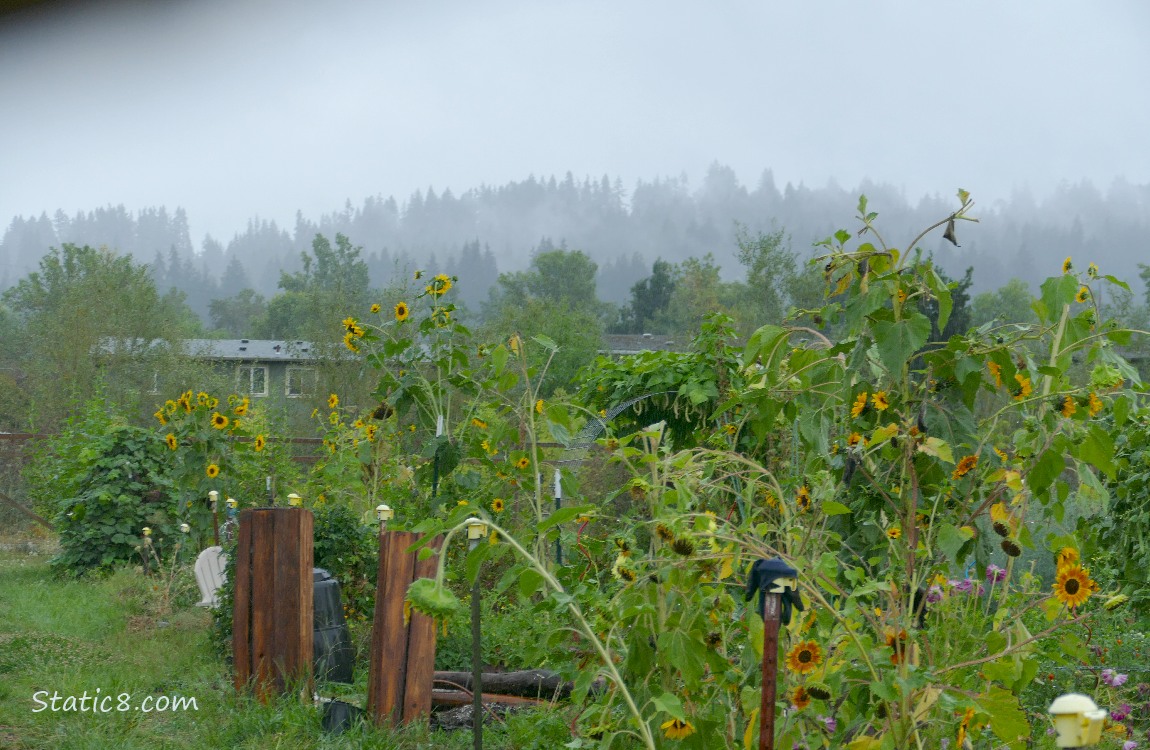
[{"left": 759, "top": 592, "right": 782, "bottom": 750}]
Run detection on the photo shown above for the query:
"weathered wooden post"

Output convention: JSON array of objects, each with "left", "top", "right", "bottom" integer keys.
[
  {"left": 366, "top": 505, "right": 442, "bottom": 726},
  {"left": 745, "top": 558, "right": 800, "bottom": 750},
  {"left": 232, "top": 507, "right": 314, "bottom": 703}
]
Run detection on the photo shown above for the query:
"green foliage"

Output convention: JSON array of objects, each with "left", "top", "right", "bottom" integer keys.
[
  {"left": 971, "top": 277, "right": 1038, "bottom": 328},
  {"left": 614, "top": 258, "right": 677, "bottom": 334},
  {"left": 49, "top": 422, "right": 179, "bottom": 575},
  {"left": 312, "top": 500, "right": 379, "bottom": 618}
]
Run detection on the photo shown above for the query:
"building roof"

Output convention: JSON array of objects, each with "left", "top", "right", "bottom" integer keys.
[
  {"left": 600, "top": 333, "right": 684, "bottom": 356},
  {"left": 181, "top": 339, "right": 320, "bottom": 362}
]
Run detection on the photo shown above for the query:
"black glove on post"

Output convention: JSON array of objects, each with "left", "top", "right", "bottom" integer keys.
[{"left": 744, "top": 558, "right": 804, "bottom": 625}]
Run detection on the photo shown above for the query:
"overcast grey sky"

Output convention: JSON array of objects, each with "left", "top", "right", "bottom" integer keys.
[{"left": 2, "top": 0, "right": 1148, "bottom": 245}]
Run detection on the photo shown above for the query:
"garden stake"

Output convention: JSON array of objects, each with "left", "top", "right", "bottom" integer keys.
[
  {"left": 209, "top": 490, "right": 220, "bottom": 547},
  {"left": 744, "top": 558, "right": 801, "bottom": 750},
  {"left": 466, "top": 518, "right": 487, "bottom": 750},
  {"left": 553, "top": 469, "right": 562, "bottom": 565}
]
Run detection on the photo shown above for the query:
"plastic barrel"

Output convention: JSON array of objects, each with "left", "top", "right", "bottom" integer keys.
[{"left": 313, "top": 568, "right": 355, "bottom": 684}]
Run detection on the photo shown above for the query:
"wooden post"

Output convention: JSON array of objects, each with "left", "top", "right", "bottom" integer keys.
[
  {"left": 758, "top": 592, "right": 782, "bottom": 750},
  {"left": 232, "top": 507, "right": 314, "bottom": 702},
  {"left": 367, "top": 530, "right": 442, "bottom": 726}
]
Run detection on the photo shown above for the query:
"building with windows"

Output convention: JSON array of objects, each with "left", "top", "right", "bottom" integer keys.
[{"left": 180, "top": 339, "right": 322, "bottom": 399}]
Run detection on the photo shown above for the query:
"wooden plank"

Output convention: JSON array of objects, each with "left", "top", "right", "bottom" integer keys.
[
  {"left": 401, "top": 534, "right": 442, "bottom": 723},
  {"left": 232, "top": 509, "right": 253, "bottom": 691},
  {"left": 365, "top": 527, "right": 388, "bottom": 718},
  {"left": 430, "top": 690, "right": 547, "bottom": 707},
  {"left": 0, "top": 489, "right": 53, "bottom": 530},
  {"left": 758, "top": 594, "right": 781, "bottom": 750},
  {"left": 298, "top": 509, "right": 314, "bottom": 700},
  {"left": 250, "top": 509, "right": 275, "bottom": 703},
  {"left": 367, "top": 531, "right": 415, "bottom": 725},
  {"left": 271, "top": 509, "right": 299, "bottom": 695}
]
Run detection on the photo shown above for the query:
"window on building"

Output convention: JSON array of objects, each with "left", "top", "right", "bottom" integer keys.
[
  {"left": 285, "top": 367, "right": 317, "bottom": 398},
  {"left": 237, "top": 365, "right": 269, "bottom": 396}
]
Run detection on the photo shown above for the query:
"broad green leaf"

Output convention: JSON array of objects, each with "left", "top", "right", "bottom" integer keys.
[
  {"left": 651, "top": 692, "right": 686, "bottom": 721},
  {"left": 532, "top": 334, "right": 558, "bottom": 351},
  {"left": 938, "top": 524, "right": 975, "bottom": 563},
  {"left": 977, "top": 686, "right": 1030, "bottom": 750},
  {"left": 517, "top": 567, "right": 544, "bottom": 598},
  {"left": 537, "top": 504, "right": 595, "bottom": 533},
  {"left": 917, "top": 436, "right": 955, "bottom": 464},
  {"left": 847, "top": 738, "right": 883, "bottom": 750},
  {"left": 1079, "top": 425, "right": 1115, "bottom": 479},
  {"left": 821, "top": 500, "right": 852, "bottom": 516},
  {"left": 873, "top": 312, "right": 931, "bottom": 375},
  {"left": 1027, "top": 449, "right": 1065, "bottom": 498}
]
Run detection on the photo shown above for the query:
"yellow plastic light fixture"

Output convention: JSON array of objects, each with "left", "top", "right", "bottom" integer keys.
[
  {"left": 208, "top": 490, "right": 219, "bottom": 510},
  {"left": 226, "top": 497, "right": 238, "bottom": 509},
  {"left": 375, "top": 504, "right": 394, "bottom": 526},
  {"left": 1048, "top": 693, "right": 1108, "bottom": 747},
  {"left": 287, "top": 493, "right": 302, "bottom": 507},
  {"left": 465, "top": 517, "right": 487, "bottom": 549}
]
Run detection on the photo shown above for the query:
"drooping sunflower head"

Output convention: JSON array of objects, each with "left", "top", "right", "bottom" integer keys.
[
  {"left": 805, "top": 680, "right": 832, "bottom": 701},
  {"left": 885, "top": 629, "right": 909, "bottom": 664},
  {"left": 1075, "top": 286, "right": 1090, "bottom": 304},
  {"left": 1001, "top": 539, "right": 1022, "bottom": 557},
  {"left": 791, "top": 685, "right": 811, "bottom": 710},
  {"left": 211, "top": 412, "right": 229, "bottom": 430},
  {"left": 1011, "top": 372, "right": 1033, "bottom": 401},
  {"left": 785, "top": 640, "right": 824, "bottom": 675},
  {"left": 1062, "top": 256, "right": 1073, "bottom": 274},
  {"left": 796, "top": 485, "right": 812, "bottom": 513},
  {"left": 1053, "top": 563, "right": 1095, "bottom": 610},
  {"left": 1087, "top": 262, "right": 1098, "bottom": 278},
  {"left": 234, "top": 398, "right": 249, "bottom": 417},
  {"left": 254, "top": 435, "right": 265, "bottom": 452},
  {"left": 394, "top": 301, "right": 410, "bottom": 322},
  {"left": 660, "top": 718, "right": 695, "bottom": 740},
  {"left": 951, "top": 455, "right": 978, "bottom": 480},
  {"left": 992, "top": 520, "right": 1011, "bottom": 538},
  {"left": 851, "top": 391, "right": 869, "bottom": 418},
  {"left": 670, "top": 537, "right": 695, "bottom": 556},
  {"left": 654, "top": 523, "right": 676, "bottom": 543},
  {"left": 1055, "top": 546, "right": 1079, "bottom": 568},
  {"left": 1059, "top": 395, "right": 1076, "bottom": 418},
  {"left": 1087, "top": 391, "right": 1103, "bottom": 417},
  {"left": 165, "top": 433, "right": 178, "bottom": 451},
  {"left": 343, "top": 331, "right": 360, "bottom": 352}
]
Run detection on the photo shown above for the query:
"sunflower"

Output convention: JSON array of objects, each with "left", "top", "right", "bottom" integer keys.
[
  {"left": 491, "top": 498, "right": 505, "bottom": 513},
  {"left": 535, "top": 399, "right": 544, "bottom": 414},
  {"left": 1060, "top": 395, "right": 1076, "bottom": 418},
  {"left": 515, "top": 456, "right": 529, "bottom": 470},
  {"left": 432, "top": 307, "right": 450, "bottom": 327},
  {"left": 655, "top": 523, "right": 675, "bottom": 542},
  {"left": 887, "top": 527, "right": 901, "bottom": 540},
  {"left": 342, "top": 316, "right": 359, "bottom": 333},
  {"left": 370, "top": 303, "right": 381, "bottom": 314},
  {"left": 1001, "top": 539, "right": 1022, "bottom": 557},
  {"left": 154, "top": 409, "right": 167, "bottom": 425},
  {"left": 952, "top": 455, "right": 977, "bottom": 480},
  {"left": 211, "top": 412, "right": 229, "bottom": 430},
  {"left": 785, "top": 640, "right": 824, "bottom": 674},
  {"left": 851, "top": 391, "right": 869, "bottom": 418},
  {"left": 197, "top": 391, "right": 210, "bottom": 405},
  {"left": 1055, "top": 547, "right": 1079, "bottom": 568},
  {"left": 414, "top": 269, "right": 424, "bottom": 280},
  {"left": 872, "top": 391, "right": 890, "bottom": 411},
  {"left": 806, "top": 680, "right": 832, "bottom": 701},
  {"left": 660, "top": 718, "right": 695, "bottom": 740},
  {"left": 1087, "top": 262, "right": 1098, "bottom": 278},
  {"left": 1053, "top": 563, "right": 1096, "bottom": 610},
  {"left": 365, "top": 424, "right": 377, "bottom": 442},
  {"left": 992, "top": 521, "right": 1011, "bottom": 537},
  {"left": 1087, "top": 391, "right": 1103, "bottom": 416},
  {"left": 1075, "top": 286, "right": 1090, "bottom": 304},
  {"left": 670, "top": 537, "right": 695, "bottom": 556},
  {"left": 1062, "top": 256, "right": 1073, "bottom": 274},
  {"left": 165, "top": 399, "right": 178, "bottom": 414},
  {"left": 847, "top": 432, "right": 864, "bottom": 448},
  {"left": 165, "top": 433, "right": 178, "bottom": 450},
  {"left": 206, "top": 463, "right": 220, "bottom": 478},
  {"left": 234, "top": 398, "right": 249, "bottom": 416},
  {"left": 885, "top": 629, "right": 909, "bottom": 664},
  {"left": 343, "top": 332, "right": 360, "bottom": 352},
  {"left": 394, "top": 301, "right": 410, "bottom": 322},
  {"left": 791, "top": 685, "right": 812, "bottom": 710},
  {"left": 1012, "top": 373, "right": 1033, "bottom": 401},
  {"left": 178, "top": 393, "right": 192, "bottom": 413},
  {"left": 426, "top": 273, "right": 452, "bottom": 297},
  {"left": 254, "top": 435, "right": 265, "bottom": 452},
  {"left": 987, "top": 360, "right": 1003, "bottom": 388},
  {"left": 328, "top": 393, "right": 339, "bottom": 409},
  {"left": 796, "top": 485, "right": 812, "bottom": 513},
  {"left": 704, "top": 631, "right": 722, "bottom": 648}
]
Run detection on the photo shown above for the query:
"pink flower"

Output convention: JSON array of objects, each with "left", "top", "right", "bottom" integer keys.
[{"left": 986, "top": 564, "right": 1006, "bottom": 583}]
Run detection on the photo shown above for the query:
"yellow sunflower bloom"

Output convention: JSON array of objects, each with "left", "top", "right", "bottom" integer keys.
[
  {"left": 887, "top": 526, "right": 901, "bottom": 539},
  {"left": 660, "top": 718, "right": 695, "bottom": 740},
  {"left": 165, "top": 433, "right": 178, "bottom": 450},
  {"left": 254, "top": 435, "right": 265, "bottom": 452},
  {"left": 791, "top": 685, "right": 812, "bottom": 710},
  {"left": 986, "top": 360, "right": 1003, "bottom": 388},
  {"left": 872, "top": 391, "right": 890, "bottom": 411},
  {"left": 1062, "top": 256, "right": 1073, "bottom": 274},
  {"left": 211, "top": 412, "right": 229, "bottom": 430},
  {"left": 1075, "top": 286, "right": 1089, "bottom": 304},
  {"left": 471, "top": 417, "right": 487, "bottom": 429},
  {"left": 206, "top": 463, "right": 220, "bottom": 478},
  {"left": 796, "top": 485, "right": 812, "bottom": 512},
  {"left": 234, "top": 399, "right": 249, "bottom": 417},
  {"left": 952, "top": 455, "right": 978, "bottom": 480},
  {"left": 328, "top": 393, "right": 339, "bottom": 409},
  {"left": 1055, "top": 547, "right": 1079, "bottom": 568},
  {"left": 535, "top": 399, "right": 544, "bottom": 414},
  {"left": 394, "top": 301, "right": 410, "bottom": 322},
  {"left": 370, "top": 303, "right": 381, "bottom": 314},
  {"left": 785, "top": 640, "right": 823, "bottom": 674},
  {"left": 154, "top": 410, "right": 167, "bottom": 425},
  {"left": 1012, "top": 373, "right": 1032, "bottom": 401},
  {"left": 1052, "top": 563, "right": 1095, "bottom": 610},
  {"left": 851, "top": 391, "right": 869, "bottom": 418},
  {"left": 342, "top": 316, "right": 359, "bottom": 333},
  {"left": 491, "top": 498, "right": 505, "bottom": 513},
  {"left": 1087, "top": 391, "right": 1103, "bottom": 416},
  {"left": 515, "top": 456, "right": 530, "bottom": 470},
  {"left": 1060, "top": 395, "right": 1076, "bottom": 418},
  {"left": 343, "top": 332, "right": 360, "bottom": 352}
]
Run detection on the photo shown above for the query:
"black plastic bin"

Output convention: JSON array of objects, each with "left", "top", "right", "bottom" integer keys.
[{"left": 313, "top": 568, "right": 355, "bottom": 684}]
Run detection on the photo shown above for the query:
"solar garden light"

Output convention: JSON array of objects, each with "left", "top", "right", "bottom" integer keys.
[
  {"left": 226, "top": 497, "right": 238, "bottom": 511},
  {"left": 209, "top": 490, "right": 220, "bottom": 544},
  {"left": 209, "top": 490, "right": 219, "bottom": 511},
  {"left": 1048, "top": 693, "right": 1108, "bottom": 747},
  {"left": 287, "top": 493, "right": 302, "bottom": 507},
  {"left": 465, "top": 517, "right": 487, "bottom": 551},
  {"left": 375, "top": 504, "right": 394, "bottom": 530}
]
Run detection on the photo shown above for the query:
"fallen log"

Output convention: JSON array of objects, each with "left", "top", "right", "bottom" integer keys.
[
  {"left": 430, "top": 689, "right": 546, "bottom": 707},
  {"left": 432, "top": 669, "right": 603, "bottom": 700}
]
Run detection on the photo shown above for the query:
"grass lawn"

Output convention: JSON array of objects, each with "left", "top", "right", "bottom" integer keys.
[{"left": 0, "top": 537, "right": 571, "bottom": 750}]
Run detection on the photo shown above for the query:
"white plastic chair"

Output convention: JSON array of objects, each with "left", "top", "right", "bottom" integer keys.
[{"left": 193, "top": 546, "right": 228, "bottom": 607}]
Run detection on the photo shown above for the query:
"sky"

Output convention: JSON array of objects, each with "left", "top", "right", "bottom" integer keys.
[{"left": 2, "top": 0, "right": 1148, "bottom": 246}]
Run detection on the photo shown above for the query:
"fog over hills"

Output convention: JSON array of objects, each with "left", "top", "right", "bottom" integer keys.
[{"left": 1, "top": 168, "right": 1147, "bottom": 322}]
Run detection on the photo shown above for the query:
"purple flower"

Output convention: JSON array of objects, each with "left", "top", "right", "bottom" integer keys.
[
  {"left": 1112, "top": 702, "right": 1131, "bottom": 721},
  {"left": 1137, "top": 681, "right": 1150, "bottom": 698},
  {"left": 818, "top": 715, "right": 837, "bottom": 733},
  {"left": 926, "top": 585, "right": 943, "bottom": 604},
  {"left": 1103, "top": 669, "right": 1130, "bottom": 688},
  {"left": 1122, "top": 741, "right": 1137, "bottom": 750},
  {"left": 986, "top": 564, "right": 1006, "bottom": 584},
  {"left": 951, "top": 578, "right": 973, "bottom": 593}
]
